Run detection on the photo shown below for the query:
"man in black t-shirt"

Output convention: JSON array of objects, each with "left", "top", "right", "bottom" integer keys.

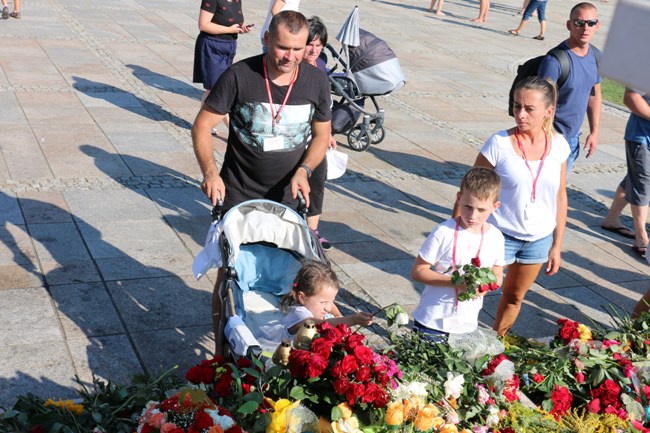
[
  {"left": 191, "top": 10, "right": 331, "bottom": 354},
  {"left": 192, "top": 10, "right": 331, "bottom": 213}
]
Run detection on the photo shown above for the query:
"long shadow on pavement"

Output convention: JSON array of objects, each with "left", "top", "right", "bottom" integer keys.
[{"left": 0, "top": 191, "right": 213, "bottom": 407}]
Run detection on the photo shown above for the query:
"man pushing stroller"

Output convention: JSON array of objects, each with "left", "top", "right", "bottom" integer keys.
[{"left": 191, "top": 10, "right": 332, "bottom": 354}]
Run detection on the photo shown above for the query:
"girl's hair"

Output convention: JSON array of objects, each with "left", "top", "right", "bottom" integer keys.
[
  {"left": 514, "top": 75, "right": 558, "bottom": 135},
  {"left": 307, "top": 16, "right": 328, "bottom": 46},
  {"left": 280, "top": 260, "right": 339, "bottom": 312}
]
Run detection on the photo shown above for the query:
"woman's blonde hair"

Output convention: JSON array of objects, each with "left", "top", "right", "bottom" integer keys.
[{"left": 514, "top": 76, "right": 558, "bottom": 136}]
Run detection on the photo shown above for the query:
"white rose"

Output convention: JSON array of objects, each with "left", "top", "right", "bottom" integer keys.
[
  {"left": 395, "top": 312, "right": 409, "bottom": 326},
  {"left": 443, "top": 372, "right": 465, "bottom": 400}
]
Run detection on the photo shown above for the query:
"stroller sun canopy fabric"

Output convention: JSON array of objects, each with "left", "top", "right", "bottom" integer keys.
[{"left": 348, "top": 29, "right": 406, "bottom": 96}]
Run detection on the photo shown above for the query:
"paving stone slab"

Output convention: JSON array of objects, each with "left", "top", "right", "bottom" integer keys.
[
  {"left": 0, "top": 287, "right": 63, "bottom": 346},
  {"left": 65, "top": 189, "right": 163, "bottom": 222}
]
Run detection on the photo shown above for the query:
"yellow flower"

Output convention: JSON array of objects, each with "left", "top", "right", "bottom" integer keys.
[
  {"left": 431, "top": 417, "right": 446, "bottom": 430},
  {"left": 413, "top": 403, "right": 439, "bottom": 431},
  {"left": 44, "top": 398, "right": 84, "bottom": 416},
  {"left": 264, "top": 398, "right": 301, "bottom": 433},
  {"left": 385, "top": 401, "right": 404, "bottom": 426},
  {"left": 578, "top": 324, "right": 592, "bottom": 341},
  {"left": 331, "top": 417, "right": 361, "bottom": 433}
]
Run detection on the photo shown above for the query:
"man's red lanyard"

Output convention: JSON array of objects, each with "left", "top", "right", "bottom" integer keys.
[
  {"left": 263, "top": 56, "right": 298, "bottom": 130},
  {"left": 451, "top": 217, "right": 484, "bottom": 309},
  {"left": 515, "top": 128, "right": 549, "bottom": 203}
]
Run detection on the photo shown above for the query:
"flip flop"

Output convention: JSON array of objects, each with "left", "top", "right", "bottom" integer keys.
[
  {"left": 601, "top": 225, "right": 635, "bottom": 239},
  {"left": 533, "top": 35, "right": 545, "bottom": 40},
  {"left": 632, "top": 245, "right": 647, "bottom": 258},
  {"left": 508, "top": 30, "right": 519, "bottom": 36}
]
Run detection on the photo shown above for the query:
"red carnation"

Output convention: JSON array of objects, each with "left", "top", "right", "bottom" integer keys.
[
  {"left": 236, "top": 357, "right": 252, "bottom": 369},
  {"left": 586, "top": 398, "right": 601, "bottom": 413},
  {"left": 373, "top": 389, "right": 390, "bottom": 408},
  {"left": 340, "top": 355, "right": 359, "bottom": 375},
  {"left": 319, "top": 324, "right": 343, "bottom": 344},
  {"left": 353, "top": 345, "right": 374, "bottom": 365},
  {"left": 345, "top": 333, "right": 365, "bottom": 351},
  {"left": 557, "top": 318, "right": 581, "bottom": 344},
  {"left": 215, "top": 375, "right": 233, "bottom": 397},
  {"left": 311, "top": 338, "right": 333, "bottom": 359},
  {"left": 471, "top": 256, "right": 481, "bottom": 267},
  {"left": 503, "top": 375, "right": 520, "bottom": 402},
  {"left": 305, "top": 353, "right": 328, "bottom": 378},
  {"left": 361, "top": 382, "right": 382, "bottom": 405},
  {"left": 334, "top": 377, "right": 350, "bottom": 394},
  {"left": 533, "top": 373, "right": 544, "bottom": 383},
  {"left": 375, "top": 372, "right": 390, "bottom": 386},
  {"left": 355, "top": 365, "right": 372, "bottom": 382},
  {"left": 549, "top": 385, "right": 573, "bottom": 420},
  {"left": 192, "top": 411, "right": 214, "bottom": 430},
  {"left": 591, "top": 379, "right": 621, "bottom": 408},
  {"left": 345, "top": 383, "right": 365, "bottom": 405},
  {"left": 575, "top": 372, "right": 585, "bottom": 383},
  {"left": 478, "top": 283, "right": 490, "bottom": 293},
  {"left": 288, "top": 349, "right": 311, "bottom": 378}
]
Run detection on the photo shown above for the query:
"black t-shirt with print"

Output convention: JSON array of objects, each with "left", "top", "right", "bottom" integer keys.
[
  {"left": 199, "top": 0, "right": 243, "bottom": 40},
  {"left": 205, "top": 54, "right": 331, "bottom": 210}
]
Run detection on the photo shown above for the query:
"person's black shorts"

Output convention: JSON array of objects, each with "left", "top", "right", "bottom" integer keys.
[{"left": 308, "top": 158, "right": 328, "bottom": 217}]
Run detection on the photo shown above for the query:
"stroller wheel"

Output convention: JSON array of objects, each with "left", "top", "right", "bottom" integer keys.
[
  {"left": 347, "top": 125, "right": 371, "bottom": 151},
  {"left": 369, "top": 121, "right": 386, "bottom": 144}
]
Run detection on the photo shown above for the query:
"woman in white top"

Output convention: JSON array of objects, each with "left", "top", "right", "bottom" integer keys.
[
  {"left": 472, "top": 76, "right": 569, "bottom": 335},
  {"left": 260, "top": 0, "right": 301, "bottom": 49}
]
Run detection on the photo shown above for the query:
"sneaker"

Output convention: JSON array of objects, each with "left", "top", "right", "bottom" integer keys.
[
  {"left": 9, "top": 11, "right": 19, "bottom": 19},
  {"left": 2, "top": 6, "right": 8, "bottom": 19},
  {"left": 315, "top": 230, "right": 332, "bottom": 250}
]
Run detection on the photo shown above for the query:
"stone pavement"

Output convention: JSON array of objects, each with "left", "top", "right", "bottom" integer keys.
[{"left": 0, "top": 0, "right": 646, "bottom": 408}]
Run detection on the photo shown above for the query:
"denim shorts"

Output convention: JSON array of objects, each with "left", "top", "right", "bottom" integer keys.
[
  {"left": 413, "top": 320, "right": 448, "bottom": 344},
  {"left": 523, "top": 0, "right": 547, "bottom": 21},
  {"left": 503, "top": 232, "right": 553, "bottom": 265}
]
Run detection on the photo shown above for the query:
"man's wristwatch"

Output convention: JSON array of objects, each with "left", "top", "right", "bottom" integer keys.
[{"left": 299, "top": 163, "right": 312, "bottom": 178}]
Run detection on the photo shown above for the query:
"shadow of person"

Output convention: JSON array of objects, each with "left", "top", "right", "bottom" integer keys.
[
  {"left": 0, "top": 190, "right": 214, "bottom": 408},
  {"left": 125, "top": 64, "right": 203, "bottom": 101},
  {"left": 79, "top": 144, "right": 211, "bottom": 249},
  {"left": 71, "top": 76, "right": 193, "bottom": 130}
]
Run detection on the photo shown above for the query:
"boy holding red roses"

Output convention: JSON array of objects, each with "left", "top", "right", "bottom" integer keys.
[{"left": 411, "top": 168, "right": 505, "bottom": 342}]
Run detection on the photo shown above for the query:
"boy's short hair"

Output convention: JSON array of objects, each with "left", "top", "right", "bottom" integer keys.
[{"left": 460, "top": 167, "right": 501, "bottom": 202}]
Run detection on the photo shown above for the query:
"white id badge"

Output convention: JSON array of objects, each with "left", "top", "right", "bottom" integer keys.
[
  {"left": 263, "top": 136, "right": 284, "bottom": 151},
  {"left": 525, "top": 200, "right": 546, "bottom": 225}
]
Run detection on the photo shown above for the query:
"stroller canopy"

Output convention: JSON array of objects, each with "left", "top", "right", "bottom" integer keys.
[{"left": 347, "top": 29, "right": 406, "bottom": 96}]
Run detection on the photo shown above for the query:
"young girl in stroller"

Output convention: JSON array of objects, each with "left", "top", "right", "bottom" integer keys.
[{"left": 281, "top": 260, "right": 373, "bottom": 335}]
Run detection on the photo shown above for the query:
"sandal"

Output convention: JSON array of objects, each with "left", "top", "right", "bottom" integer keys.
[
  {"left": 9, "top": 11, "right": 20, "bottom": 19},
  {"left": 632, "top": 245, "right": 647, "bottom": 258},
  {"left": 508, "top": 29, "right": 519, "bottom": 36},
  {"left": 533, "top": 35, "right": 545, "bottom": 40}
]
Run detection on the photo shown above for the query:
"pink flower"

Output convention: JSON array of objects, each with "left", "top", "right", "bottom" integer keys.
[
  {"left": 602, "top": 339, "right": 620, "bottom": 349},
  {"left": 586, "top": 398, "right": 601, "bottom": 413}
]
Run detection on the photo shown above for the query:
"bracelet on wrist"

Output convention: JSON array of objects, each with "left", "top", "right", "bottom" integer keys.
[{"left": 299, "top": 163, "right": 312, "bottom": 178}]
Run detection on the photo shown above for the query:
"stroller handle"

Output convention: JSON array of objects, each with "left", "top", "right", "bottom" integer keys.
[{"left": 211, "top": 198, "right": 224, "bottom": 222}]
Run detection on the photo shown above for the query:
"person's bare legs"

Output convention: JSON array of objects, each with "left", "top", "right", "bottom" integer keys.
[
  {"left": 632, "top": 288, "right": 650, "bottom": 318},
  {"left": 537, "top": 20, "right": 546, "bottom": 39},
  {"left": 471, "top": 0, "right": 490, "bottom": 22},
  {"left": 201, "top": 89, "right": 229, "bottom": 135},
  {"left": 212, "top": 269, "right": 225, "bottom": 356},
  {"left": 631, "top": 203, "right": 649, "bottom": 248},
  {"left": 602, "top": 185, "right": 630, "bottom": 229},
  {"left": 509, "top": 18, "right": 528, "bottom": 35},
  {"left": 307, "top": 215, "right": 320, "bottom": 232},
  {"left": 518, "top": 0, "right": 530, "bottom": 15},
  {"left": 493, "top": 262, "right": 544, "bottom": 335},
  {"left": 434, "top": 0, "right": 445, "bottom": 15}
]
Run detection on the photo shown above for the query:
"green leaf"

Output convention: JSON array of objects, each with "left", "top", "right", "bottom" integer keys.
[
  {"left": 331, "top": 405, "right": 344, "bottom": 421},
  {"left": 238, "top": 400, "right": 260, "bottom": 414},
  {"left": 289, "top": 386, "right": 308, "bottom": 400},
  {"left": 92, "top": 411, "right": 102, "bottom": 423}
]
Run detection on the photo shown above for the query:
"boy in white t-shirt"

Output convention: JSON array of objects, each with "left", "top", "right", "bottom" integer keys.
[{"left": 411, "top": 168, "right": 506, "bottom": 342}]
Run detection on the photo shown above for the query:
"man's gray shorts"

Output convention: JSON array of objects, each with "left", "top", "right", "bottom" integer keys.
[{"left": 619, "top": 139, "right": 650, "bottom": 206}]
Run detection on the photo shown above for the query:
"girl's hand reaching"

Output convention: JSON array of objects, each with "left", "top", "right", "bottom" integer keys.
[{"left": 352, "top": 311, "right": 374, "bottom": 326}]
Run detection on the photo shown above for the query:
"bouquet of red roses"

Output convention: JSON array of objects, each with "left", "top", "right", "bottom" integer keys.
[
  {"left": 137, "top": 388, "right": 245, "bottom": 433},
  {"left": 450, "top": 257, "right": 499, "bottom": 302},
  {"left": 269, "top": 322, "right": 401, "bottom": 413}
]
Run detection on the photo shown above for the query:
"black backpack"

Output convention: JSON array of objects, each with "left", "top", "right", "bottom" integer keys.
[{"left": 507, "top": 44, "right": 601, "bottom": 117}]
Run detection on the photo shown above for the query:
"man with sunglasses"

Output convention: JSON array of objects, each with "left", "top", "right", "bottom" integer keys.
[{"left": 538, "top": 2, "right": 601, "bottom": 172}]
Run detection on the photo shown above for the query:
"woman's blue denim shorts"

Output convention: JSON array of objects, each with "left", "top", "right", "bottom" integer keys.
[{"left": 503, "top": 232, "right": 553, "bottom": 265}]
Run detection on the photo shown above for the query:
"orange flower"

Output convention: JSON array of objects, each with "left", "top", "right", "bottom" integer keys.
[
  {"left": 319, "top": 416, "right": 332, "bottom": 433},
  {"left": 207, "top": 426, "right": 225, "bottom": 433},
  {"left": 432, "top": 417, "right": 446, "bottom": 430},
  {"left": 438, "top": 424, "right": 459, "bottom": 433},
  {"left": 447, "top": 397, "right": 458, "bottom": 409},
  {"left": 413, "top": 403, "right": 438, "bottom": 431},
  {"left": 336, "top": 402, "right": 353, "bottom": 420},
  {"left": 385, "top": 402, "right": 404, "bottom": 426},
  {"left": 406, "top": 396, "right": 426, "bottom": 421}
]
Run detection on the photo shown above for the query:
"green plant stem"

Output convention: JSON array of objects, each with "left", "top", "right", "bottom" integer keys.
[{"left": 110, "top": 365, "right": 178, "bottom": 417}]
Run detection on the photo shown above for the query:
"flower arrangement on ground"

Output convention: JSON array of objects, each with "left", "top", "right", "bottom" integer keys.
[
  {"left": 264, "top": 322, "right": 400, "bottom": 417},
  {"left": 504, "top": 311, "right": 650, "bottom": 430},
  {"left": 389, "top": 328, "right": 518, "bottom": 431}
]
